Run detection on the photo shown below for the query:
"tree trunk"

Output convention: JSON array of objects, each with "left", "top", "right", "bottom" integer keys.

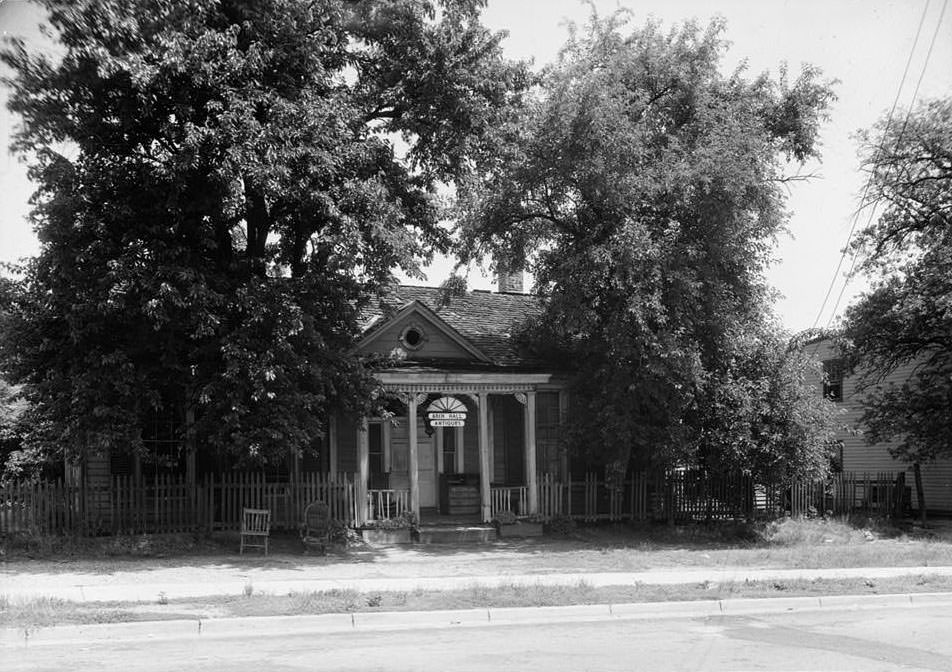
[{"left": 913, "top": 462, "right": 926, "bottom": 525}]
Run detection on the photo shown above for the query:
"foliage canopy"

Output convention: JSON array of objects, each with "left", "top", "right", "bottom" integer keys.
[
  {"left": 456, "top": 14, "right": 839, "bottom": 480},
  {"left": 0, "top": 0, "right": 525, "bottom": 467},
  {"left": 841, "top": 97, "right": 952, "bottom": 463}
]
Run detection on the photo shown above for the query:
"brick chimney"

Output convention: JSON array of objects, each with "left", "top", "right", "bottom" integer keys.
[{"left": 496, "top": 259, "right": 524, "bottom": 293}]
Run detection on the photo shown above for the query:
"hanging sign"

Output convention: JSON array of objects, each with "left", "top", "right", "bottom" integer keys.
[{"left": 426, "top": 396, "right": 467, "bottom": 428}]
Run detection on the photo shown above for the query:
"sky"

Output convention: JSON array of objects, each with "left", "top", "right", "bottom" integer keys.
[{"left": 1, "top": 0, "right": 950, "bottom": 333}]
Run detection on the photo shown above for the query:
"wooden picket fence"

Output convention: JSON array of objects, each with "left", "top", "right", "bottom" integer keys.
[
  {"left": 535, "top": 472, "right": 650, "bottom": 522},
  {"left": 788, "top": 471, "right": 907, "bottom": 518},
  {"left": 663, "top": 469, "right": 753, "bottom": 522},
  {"left": 0, "top": 469, "right": 910, "bottom": 536},
  {"left": 534, "top": 470, "right": 906, "bottom": 523},
  {"left": 205, "top": 472, "right": 357, "bottom": 531},
  {"left": 0, "top": 472, "right": 357, "bottom": 535}
]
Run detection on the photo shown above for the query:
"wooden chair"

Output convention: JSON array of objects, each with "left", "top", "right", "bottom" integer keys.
[
  {"left": 240, "top": 508, "right": 271, "bottom": 555},
  {"left": 300, "top": 501, "right": 333, "bottom": 555}
]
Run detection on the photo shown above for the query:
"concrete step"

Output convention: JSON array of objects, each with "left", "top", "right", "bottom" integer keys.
[{"left": 415, "top": 524, "right": 497, "bottom": 544}]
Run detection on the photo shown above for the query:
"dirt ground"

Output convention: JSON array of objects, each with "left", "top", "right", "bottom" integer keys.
[{"left": 3, "top": 519, "right": 952, "bottom": 593}]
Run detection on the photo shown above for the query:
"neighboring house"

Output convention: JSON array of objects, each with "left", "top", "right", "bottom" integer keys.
[
  {"left": 808, "top": 336, "right": 952, "bottom": 514},
  {"left": 73, "top": 273, "right": 570, "bottom": 526}
]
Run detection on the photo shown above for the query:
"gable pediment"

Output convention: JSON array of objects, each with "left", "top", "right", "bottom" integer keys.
[{"left": 356, "top": 301, "right": 490, "bottom": 363}]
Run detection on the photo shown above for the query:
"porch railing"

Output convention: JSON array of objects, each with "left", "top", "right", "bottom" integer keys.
[
  {"left": 490, "top": 485, "right": 528, "bottom": 517},
  {"left": 367, "top": 489, "right": 410, "bottom": 521}
]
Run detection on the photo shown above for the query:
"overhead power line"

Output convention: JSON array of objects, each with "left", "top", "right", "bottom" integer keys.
[
  {"left": 809, "top": 0, "right": 933, "bottom": 330},
  {"left": 824, "top": 0, "right": 950, "bottom": 328}
]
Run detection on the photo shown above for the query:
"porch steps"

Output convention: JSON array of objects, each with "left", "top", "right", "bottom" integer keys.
[{"left": 415, "top": 523, "right": 497, "bottom": 544}]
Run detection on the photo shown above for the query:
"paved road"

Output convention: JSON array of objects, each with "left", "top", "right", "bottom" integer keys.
[{"left": 8, "top": 603, "right": 952, "bottom": 671}]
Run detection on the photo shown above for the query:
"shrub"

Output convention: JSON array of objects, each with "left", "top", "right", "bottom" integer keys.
[
  {"left": 363, "top": 511, "right": 417, "bottom": 530},
  {"left": 492, "top": 510, "right": 517, "bottom": 525},
  {"left": 545, "top": 514, "right": 576, "bottom": 536}
]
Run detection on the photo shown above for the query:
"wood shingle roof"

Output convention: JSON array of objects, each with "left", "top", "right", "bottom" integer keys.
[{"left": 360, "top": 285, "right": 546, "bottom": 368}]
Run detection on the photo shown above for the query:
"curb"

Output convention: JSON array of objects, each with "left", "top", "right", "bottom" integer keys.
[{"left": 4, "top": 591, "right": 952, "bottom": 648}]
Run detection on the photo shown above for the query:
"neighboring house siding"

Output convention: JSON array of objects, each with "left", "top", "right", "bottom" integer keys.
[{"left": 810, "top": 339, "right": 952, "bottom": 513}]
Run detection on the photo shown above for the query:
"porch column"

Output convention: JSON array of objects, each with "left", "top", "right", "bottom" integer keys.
[
  {"left": 478, "top": 392, "right": 491, "bottom": 522},
  {"left": 524, "top": 390, "right": 539, "bottom": 514},
  {"left": 435, "top": 426, "right": 444, "bottom": 475},
  {"left": 408, "top": 394, "right": 420, "bottom": 519},
  {"left": 357, "top": 417, "right": 369, "bottom": 525}
]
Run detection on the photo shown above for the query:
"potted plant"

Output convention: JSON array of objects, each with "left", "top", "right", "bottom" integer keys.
[
  {"left": 360, "top": 511, "right": 418, "bottom": 545},
  {"left": 492, "top": 510, "right": 544, "bottom": 538}
]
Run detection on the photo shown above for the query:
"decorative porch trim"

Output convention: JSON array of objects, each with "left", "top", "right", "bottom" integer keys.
[
  {"left": 382, "top": 383, "right": 543, "bottom": 395},
  {"left": 377, "top": 372, "right": 553, "bottom": 386}
]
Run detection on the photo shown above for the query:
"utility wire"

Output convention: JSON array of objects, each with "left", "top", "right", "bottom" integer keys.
[
  {"left": 809, "top": 0, "right": 933, "bottom": 330},
  {"left": 824, "top": 0, "right": 949, "bottom": 328}
]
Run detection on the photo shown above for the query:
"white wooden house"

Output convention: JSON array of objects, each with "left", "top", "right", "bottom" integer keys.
[
  {"left": 337, "top": 282, "right": 569, "bottom": 524},
  {"left": 808, "top": 337, "right": 952, "bottom": 514}
]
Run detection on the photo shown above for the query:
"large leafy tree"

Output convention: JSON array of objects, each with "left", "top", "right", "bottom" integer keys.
[
  {"left": 457, "top": 15, "right": 838, "bottom": 480},
  {"left": 840, "top": 97, "right": 952, "bottom": 512},
  {"left": 0, "top": 0, "right": 526, "bottom": 468}
]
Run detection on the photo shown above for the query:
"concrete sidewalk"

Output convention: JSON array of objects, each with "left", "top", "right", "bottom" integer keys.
[
  {"left": 5, "top": 591, "right": 952, "bottom": 649},
  {"left": 4, "top": 564, "right": 952, "bottom": 603}
]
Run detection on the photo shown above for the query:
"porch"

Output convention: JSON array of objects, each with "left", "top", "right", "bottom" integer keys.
[{"left": 344, "top": 372, "right": 567, "bottom": 525}]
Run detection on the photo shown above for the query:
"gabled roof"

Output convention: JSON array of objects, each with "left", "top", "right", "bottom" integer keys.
[
  {"left": 356, "top": 299, "right": 492, "bottom": 363},
  {"left": 359, "top": 285, "right": 547, "bottom": 369}
]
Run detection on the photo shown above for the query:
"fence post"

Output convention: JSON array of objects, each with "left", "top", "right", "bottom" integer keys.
[{"left": 665, "top": 471, "right": 674, "bottom": 527}]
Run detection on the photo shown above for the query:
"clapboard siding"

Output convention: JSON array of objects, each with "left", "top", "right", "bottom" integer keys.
[
  {"left": 809, "top": 339, "right": 952, "bottom": 512},
  {"left": 357, "top": 310, "right": 476, "bottom": 361}
]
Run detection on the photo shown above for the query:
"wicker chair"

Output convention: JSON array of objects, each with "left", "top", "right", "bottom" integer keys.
[
  {"left": 300, "top": 501, "right": 333, "bottom": 555},
  {"left": 239, "top": 508, "right": 271, "bottom": 555}
]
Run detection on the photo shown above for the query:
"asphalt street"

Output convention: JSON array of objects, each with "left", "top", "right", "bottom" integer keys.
[{"left": 7, "top": 602, "right": 952, "bottom": 672}]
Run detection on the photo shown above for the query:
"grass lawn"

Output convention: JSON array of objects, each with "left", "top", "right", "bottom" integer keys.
[{"left": 4, "top": 574, "right": 952, "bottom": 629}]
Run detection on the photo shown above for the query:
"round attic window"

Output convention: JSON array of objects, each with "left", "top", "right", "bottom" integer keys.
[{"left": 400, "top": 324, "right": 425, "bottom": 350}]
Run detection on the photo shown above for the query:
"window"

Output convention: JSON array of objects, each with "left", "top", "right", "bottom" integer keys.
[
  {"left": 822, "top": 359, "right": 844, "bottom": 402},
  {"left": 368, "top": 423, "right": 384, "bottom": 475},
  {"left": 399, "top": 324, "right": 426, "bottom": 350},
  {"left": 443, "top": 427, "right": 457, "bottom": 475},
  {"left": 141, "top": 406, "right": 185, "bottom": 478}
]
